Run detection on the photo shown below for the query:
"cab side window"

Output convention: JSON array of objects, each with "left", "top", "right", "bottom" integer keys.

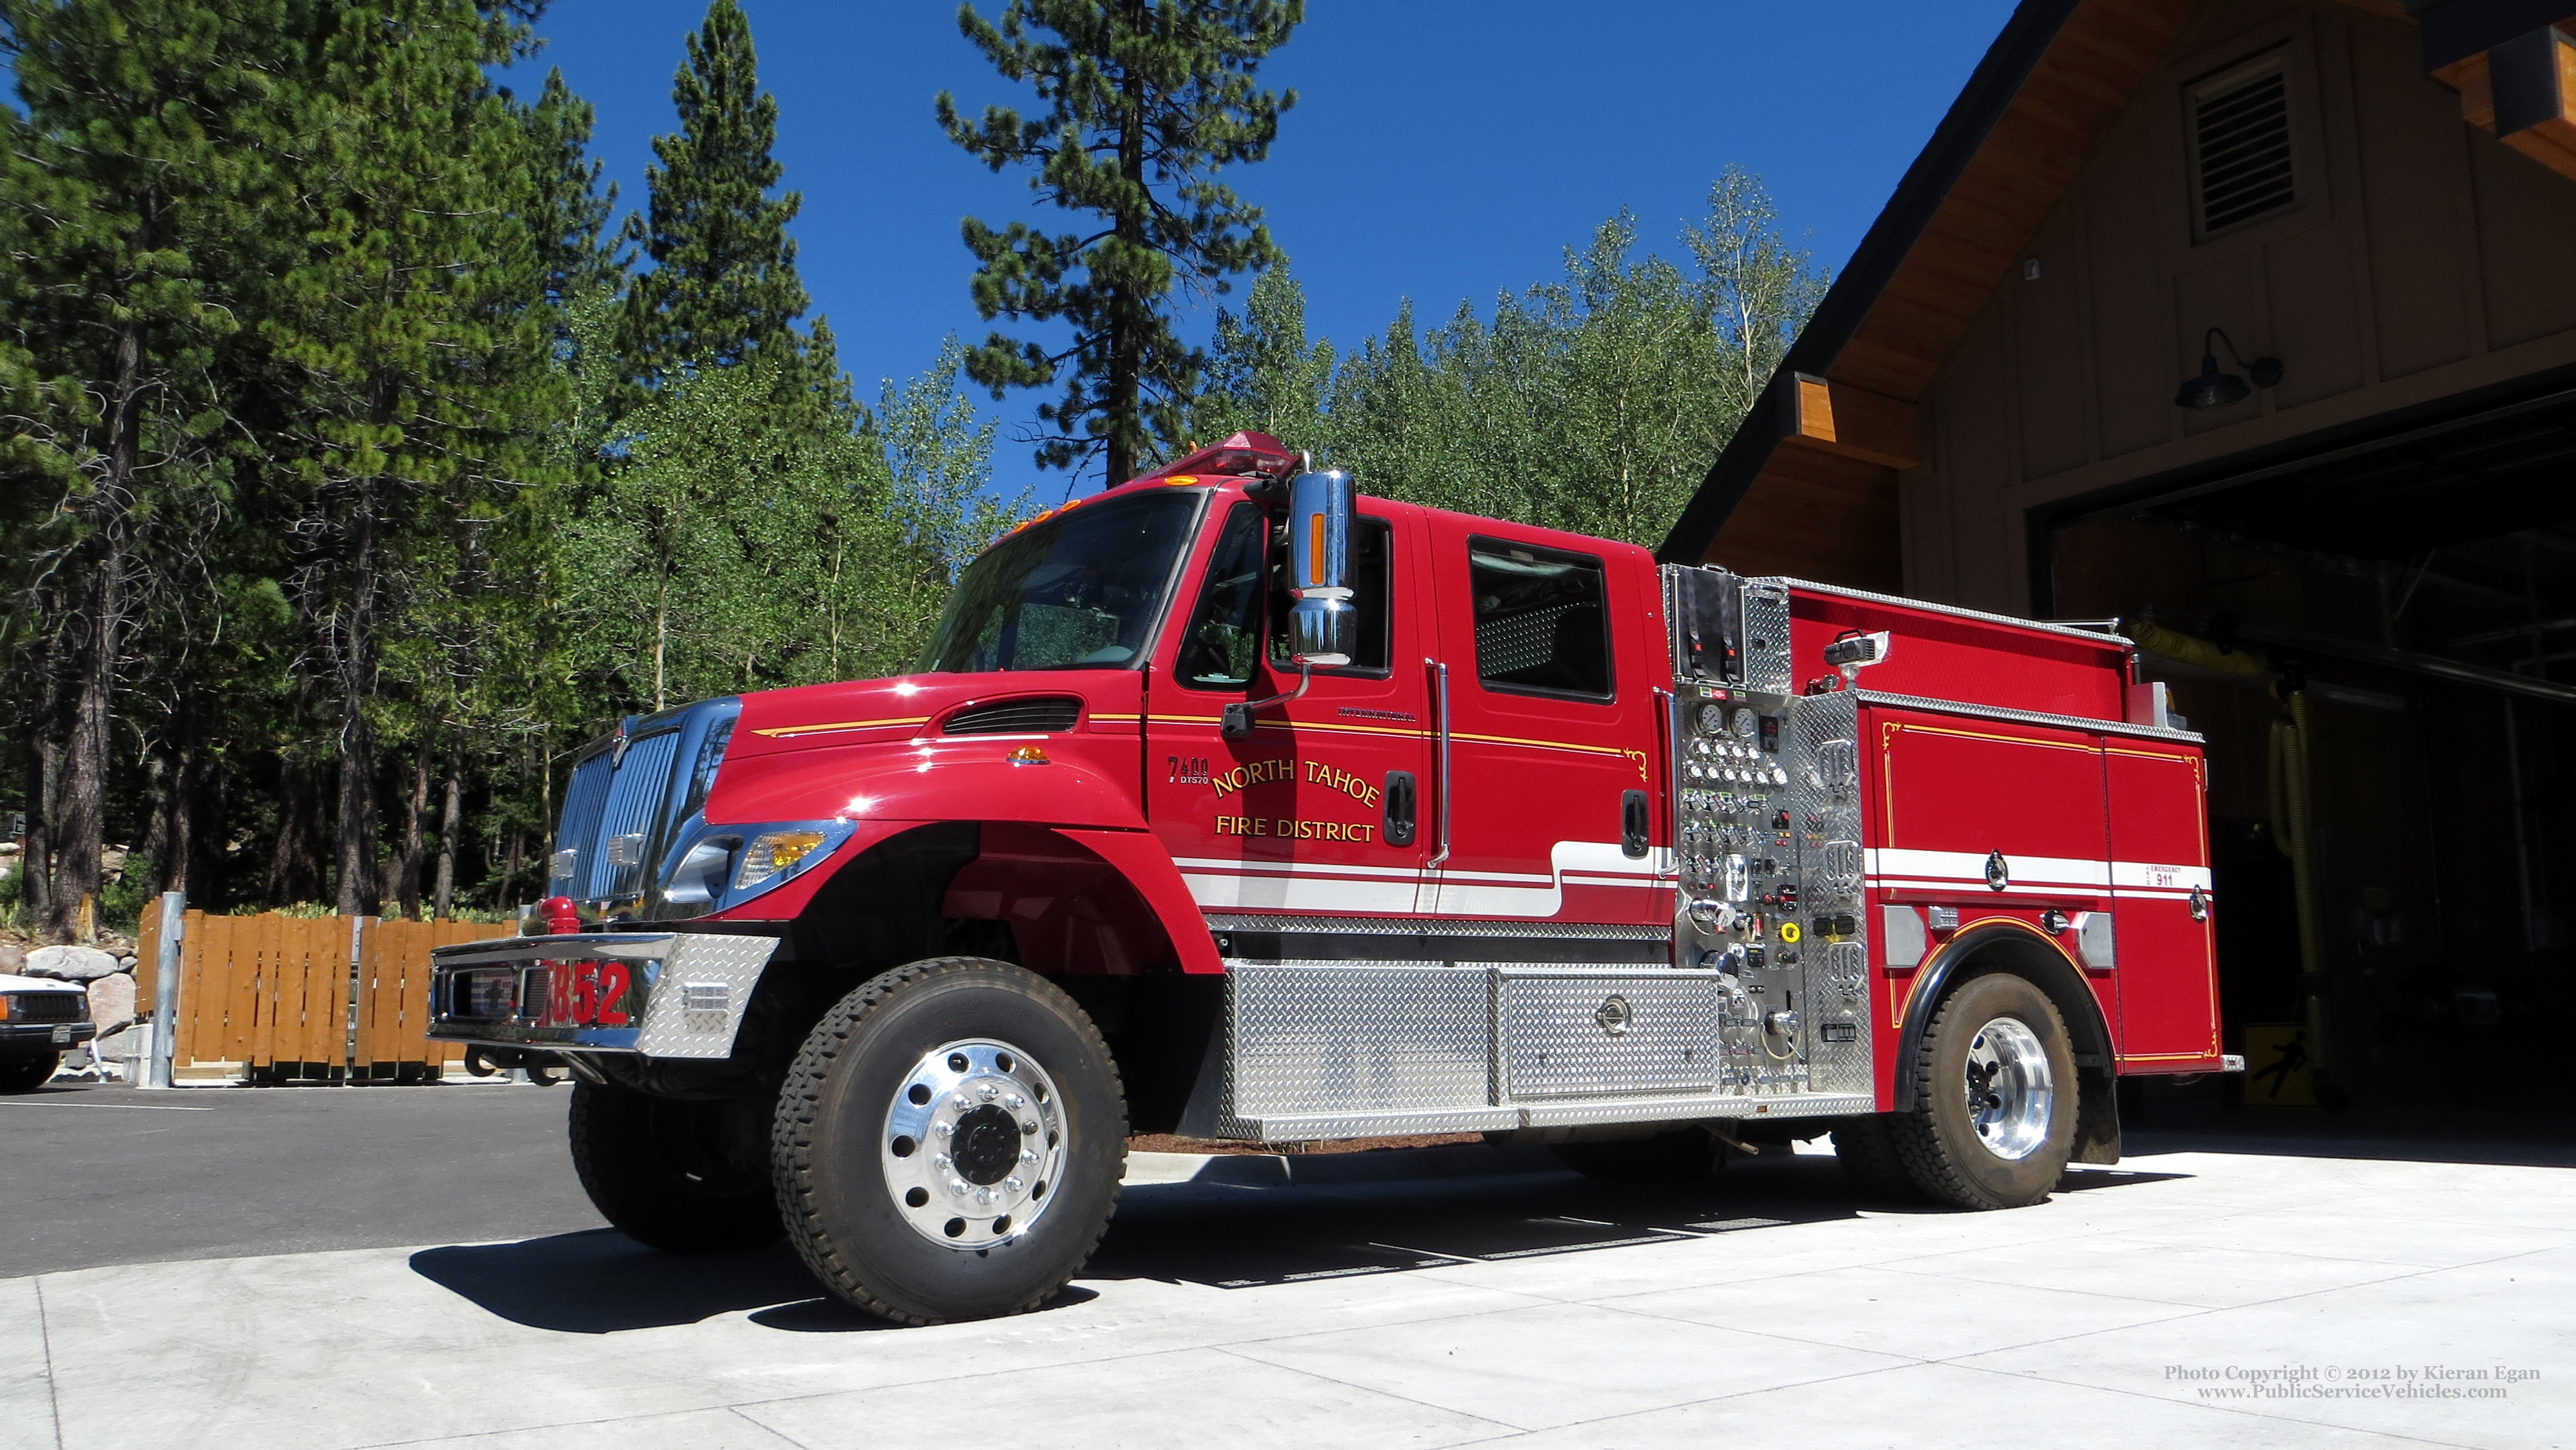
[
  {"left": 1173, "top": 503, "right": 1269, "bottom": 691},
  {"left": 1468, "top": 537, "right": 1612, "bottom": 700},
  {"left": 1268, "top": 513, "right": 1394, "bottom": 674}
]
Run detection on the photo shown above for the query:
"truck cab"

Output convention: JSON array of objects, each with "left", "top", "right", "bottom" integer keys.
[{"left": 430, "top": 430, "right": 2225, "bottom": 1326}]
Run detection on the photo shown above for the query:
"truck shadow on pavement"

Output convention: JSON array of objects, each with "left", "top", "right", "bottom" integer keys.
[{"left": 410, "top": 1152, "right": 2186, "bottom": 1334}]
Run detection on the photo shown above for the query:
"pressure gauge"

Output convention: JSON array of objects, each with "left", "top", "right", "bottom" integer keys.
[
  {"left": 1732, "top": 709, "right": 1760, "bottom": 739},
  {"left": 1696, "top": 701, "right": 1727, "bottom": 736}
]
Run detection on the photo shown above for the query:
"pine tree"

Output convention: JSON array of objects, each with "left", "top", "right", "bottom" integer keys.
[
  {"left": 247, "top": 0, "right": 564, "bottom": 916},
  {"left": 0, "top": 0, "right": 292, "bottom": 940},
  {"left": 621, "top": 0, "right": 811, "bottom": 390},
  {"left": 939, "top": 0, "right": 1302, "bottom": 486}
]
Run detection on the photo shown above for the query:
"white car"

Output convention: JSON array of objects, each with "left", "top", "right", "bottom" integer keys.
[{"left": 0, "top": 972, "right": 96, "bottom": 1092}]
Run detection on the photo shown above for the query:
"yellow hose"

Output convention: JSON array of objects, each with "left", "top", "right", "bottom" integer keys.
[
  {"left": 2132, "top": 620, "right": 2269, "bottom": 679},
  {"left": 2275, "top": 691, "right": 2329, "bottom": 1083}
]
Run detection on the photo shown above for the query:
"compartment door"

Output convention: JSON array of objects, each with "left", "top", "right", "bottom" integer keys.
[{"left": 2105, "top": 745, "right": 2221, "bottom": 1066}]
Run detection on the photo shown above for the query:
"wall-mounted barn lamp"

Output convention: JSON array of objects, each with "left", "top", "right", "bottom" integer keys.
[{"left": 2175, "top": 327, "right": 2283, "bottom": 408}]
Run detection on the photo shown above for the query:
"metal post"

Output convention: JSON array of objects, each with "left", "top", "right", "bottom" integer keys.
[{"left": 142, "top": 891, "right": 184, "bottom": 1090}]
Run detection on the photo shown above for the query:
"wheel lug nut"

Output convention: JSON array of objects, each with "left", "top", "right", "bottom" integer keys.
[
  {"left": 934, "top": 1122, "right": 953, "bottom": 1139},
  {"left": 950, "top": 1094, "right": 969, "bottom": 1111},
  {"left": 933, "top": 1153, "right": 952, "bottom": 1169},
  {"left": 975, "top": 1187, "right": 994, "bottom": 1205},
  {"left": 1005, "top": 1175, "right": 1024, "bottom": 1192},
  {"left": 949, "top": 1178, "right": 969, "bottom": 1196},
  {"left": 1019, "top": 1149, "right": 1037, "bottom": 1165},
  {"left": 976, "top": 1083, "right": 998, "bottom": 1101},
  {"left": 1002, "top": 1092, "right": 1024, "bottom": 1109}
]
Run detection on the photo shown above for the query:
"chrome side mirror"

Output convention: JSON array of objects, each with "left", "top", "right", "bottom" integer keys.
[{"left": 1285, "top": 468, "right": 1355, "bottom": 668}]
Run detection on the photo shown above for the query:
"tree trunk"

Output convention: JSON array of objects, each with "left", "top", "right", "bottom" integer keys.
[
  {"left": 44, "top": 320, "right": 146, "bottom": 943},
  {"left": 21, "top": 721, "right": 55, "bottom": 929},
  {"left": 332, "top": 491, "right": 383, "bottom": 919},
  {"left": 432, "top": 737, "right": 462, "bottom": 919},
  {"left": 1105, "top": 24, "right": 1148, "bottom": 488},
  {"left": 387, "top": 741, "right": 428, "bottom": 920}
]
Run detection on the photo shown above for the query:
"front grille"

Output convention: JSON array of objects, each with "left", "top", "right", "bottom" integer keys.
[
  {"left": 10, "top": 992, "right": 84, "bottom": 1024},
  {"left": 943, "top": 696, "right": 1082, "bottom": 734},
  {"left": 545, "top": 700, "right": 741, "bottom": 909}
]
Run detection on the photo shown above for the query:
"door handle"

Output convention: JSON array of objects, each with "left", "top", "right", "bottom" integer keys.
[
  {"left": 1621, "top": 790, "right": 1650, "bottom": 859},
  {"left": 1384, "top": 771, "right": 1417, "bottom": 847}
]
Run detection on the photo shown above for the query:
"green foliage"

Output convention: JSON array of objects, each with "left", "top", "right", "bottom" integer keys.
[
  {"left": 939, "top": 0, "right": 1302, "bottom": 484},
  {"left": 1206, "top": 169, "right": 1827, "bottom": 548}
]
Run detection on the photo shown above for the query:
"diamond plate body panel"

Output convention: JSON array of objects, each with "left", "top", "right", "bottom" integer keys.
[
  {"left": 1786, "top": 690, "right": 1872, "bottom": 1097},
  {"left": 1739, "top": 581, "right": 1794, "bottom": 696},
  {"left": 633, "top": 932, "right": 780, "bottom": 1058},
  {"left": 1499, "top": 970, "right": 1718, "bottom": 1099},
  {"left": 1225, "top": 964, "right": 1492, "bottom": 1126}
]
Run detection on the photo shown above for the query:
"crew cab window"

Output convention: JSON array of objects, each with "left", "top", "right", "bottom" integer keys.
[
  {"left": 1468, "top": 537, "right": 1612, "bottom": 700},
  {"left": 1267, "top": 513, "right": 1394, "bottom": 674},
  {"left": 1173, "top": 503, "right": 1268, "bottom": 690}
]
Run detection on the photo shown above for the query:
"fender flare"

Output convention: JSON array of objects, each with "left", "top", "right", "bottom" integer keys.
[
  {"left": 1050, "top": 828, "right": 1222, "bottom": 975},
  {"left": 1888, "top": 919, "right": 2121, "bottom": 1163}
]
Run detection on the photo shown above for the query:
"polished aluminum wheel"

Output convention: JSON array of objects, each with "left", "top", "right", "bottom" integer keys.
[
  {"left": 1962, "top": 1015, "right": 2053, "bottom": 1161},
  {"left": 880, "top": 1038, "right": 1066, "bottom": 1248}
]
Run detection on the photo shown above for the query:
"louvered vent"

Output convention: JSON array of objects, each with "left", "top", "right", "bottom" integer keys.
[
  {"left": 943, "top": 696, "right": 1083, "bottom": 735},
  {"left": 2192, "top": 56, "right": 2295, "bottom": 236}
]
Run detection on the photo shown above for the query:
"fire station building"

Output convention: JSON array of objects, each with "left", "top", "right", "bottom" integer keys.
[{"left": 1665, "top": 0, "right": 2575, "bottom": 1108}]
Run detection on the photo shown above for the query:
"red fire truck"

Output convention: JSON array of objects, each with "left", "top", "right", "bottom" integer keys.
[{"left": 431, "top": 430, "right": 2231, "bottom": 1324}]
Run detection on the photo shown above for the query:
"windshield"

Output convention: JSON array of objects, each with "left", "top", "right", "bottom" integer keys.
[{"left": 916, "top": 490, "right": 1203, "bottom": 673}]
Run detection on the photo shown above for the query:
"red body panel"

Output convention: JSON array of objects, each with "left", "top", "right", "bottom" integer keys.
[
  {"left": 2103, "top": 744, "right": 2222, "bottom": 1069},
  {"left": 1417, "top": 509, "right": 1669, "bottom": 924}
]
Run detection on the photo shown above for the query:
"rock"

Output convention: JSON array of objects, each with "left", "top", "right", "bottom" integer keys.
[
  {"left": 0, "top": 943, "right": 24, "bottom": 975},
  {"left": 117, "top": 955, "right": 137, "bottom": 969},
  {"left": 86, "top": 971, "right": 136, "bottom": 1031},
  {"left": 24, "top": 944, "right": 120, "bottom": 981}
]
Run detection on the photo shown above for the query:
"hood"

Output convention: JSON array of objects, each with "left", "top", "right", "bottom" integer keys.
[
  {"left": 1, "top": 973, "right": 90, "bottom": 995},
  {"left": 728, "top": 671, "right": 1132, "bottom": 761}
]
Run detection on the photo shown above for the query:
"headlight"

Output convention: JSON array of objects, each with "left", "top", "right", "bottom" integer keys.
[
  {"left": 736, "top": 830, "right": 829, "bottom": 890},
  {"left": 664, "top": 837, "right": 740, "bottom": 906}
]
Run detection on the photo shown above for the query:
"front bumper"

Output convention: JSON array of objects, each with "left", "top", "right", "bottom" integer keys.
[
  {"left": 1, "top": 1020, "right": 96, "bottom": 1051},
  {"left": 428, "top": 931, "right": 779, "bottom": 1060}
]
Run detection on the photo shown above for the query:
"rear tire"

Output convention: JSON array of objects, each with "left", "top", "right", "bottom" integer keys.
[
  {"left": 567, "top": 1080, "right": 783, "bottom": 1252},
  {"left": 772, "top": 957, "right": 1126, "bottom": 1326},
  {"left": 1888, "top": 971, "right": 2078, "bottom": 1209},
  {"left": 0, "top": 1054, "right": 59, "bottom": 1093},
  {"left": 1831, "top": 1114, "right": 1925, "bottom": 1203},
  {"left": 1551, "top": 1125, "right": 1728, "bottom": 1183}
]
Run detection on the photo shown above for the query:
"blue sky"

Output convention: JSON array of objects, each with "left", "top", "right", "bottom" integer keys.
[{"left": 516, "top": 1, "right": 2018, "bottom": 499}]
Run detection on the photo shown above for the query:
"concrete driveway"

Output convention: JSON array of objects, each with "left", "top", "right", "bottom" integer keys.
[{"left": 4, "top": 1084, "right": 2568, "bottom": 1450}]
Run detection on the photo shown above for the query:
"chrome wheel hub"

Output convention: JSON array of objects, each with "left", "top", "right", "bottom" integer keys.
[
  {"left": 1962, "top": 1015, "right": 2052, "bottom": 1161},
  {"left": 881, "top": 1038, "right": 1066, "bottom": 1248}
]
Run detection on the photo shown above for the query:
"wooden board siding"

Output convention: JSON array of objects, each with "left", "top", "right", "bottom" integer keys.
[{"left": 1696, "top": 0, "right": 2576, "bottom": 609}]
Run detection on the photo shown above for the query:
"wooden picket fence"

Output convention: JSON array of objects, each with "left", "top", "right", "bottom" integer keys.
[{"left": 135, "top": 909, "right": 511, "bottom": 1082}]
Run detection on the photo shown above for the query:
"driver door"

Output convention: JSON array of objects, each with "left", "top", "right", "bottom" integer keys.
[{"left": 1145, "top": 497, "right": 1432, "bottom": 917}]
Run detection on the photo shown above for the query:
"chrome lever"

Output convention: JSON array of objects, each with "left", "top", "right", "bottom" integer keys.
[{"left": 1426, "top": 658, "right": 1451, "bottom": 870}]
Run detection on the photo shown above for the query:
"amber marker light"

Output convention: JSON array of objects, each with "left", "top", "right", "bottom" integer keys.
[{"left": 1007, "top": 744, "right": 1051, "bottom": 765}]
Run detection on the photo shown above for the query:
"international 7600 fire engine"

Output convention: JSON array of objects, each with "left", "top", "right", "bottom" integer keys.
[{"left": 430, "top": 430, "right": 2231, "bottom": 1324}]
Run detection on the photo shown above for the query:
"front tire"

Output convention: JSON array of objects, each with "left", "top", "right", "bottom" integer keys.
[
  {"left": 567, "top": 1080, "right": 783, "bottom": 1252},
  {"left": 0, "top": 1054, "right": 59, "bottom": 1093},
  {"left": 1888, "top": 971, "right": 2078, "bottom": 1209},
  {"left": 772, "top": 957, "right": 1126, "bottom": 1326}
]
